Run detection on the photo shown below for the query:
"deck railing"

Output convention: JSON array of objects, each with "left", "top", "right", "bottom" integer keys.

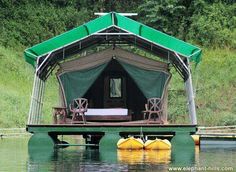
[{"left": 197, "top": 125, "right": 236, "bottom": 137}]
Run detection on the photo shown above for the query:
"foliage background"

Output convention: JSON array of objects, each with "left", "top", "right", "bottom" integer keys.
[{"left": 0, "top": 0, "right": 235, "bottom": 127}]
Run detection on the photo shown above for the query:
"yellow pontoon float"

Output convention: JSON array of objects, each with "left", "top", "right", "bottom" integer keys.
[
  {"left": 192, "top": 135, "right": 200, "bottom": 145},
  {"left": 144, "top": 139, "right": 171, "bottom": 150},
  {"left": 117, "top": 137, "right": 144, "bottom": 149}
]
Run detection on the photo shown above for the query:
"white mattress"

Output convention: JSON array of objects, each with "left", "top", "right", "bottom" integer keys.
[{"left": 85, "top": 108, "right": 128, "bottom": 116}]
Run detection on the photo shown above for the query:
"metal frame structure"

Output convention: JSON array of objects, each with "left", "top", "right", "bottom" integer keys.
[
  {"left": 94, "top": 12, "right": 138, "bottom": 16},
  {"left": 27, "top": 13, "right": 198, "bottom": 125},
  {"left": 34, "top": 26, "right": 191, "bottom": 81},
  {"left": 28, "top": 73, "right": 45, "bottom": 124}
]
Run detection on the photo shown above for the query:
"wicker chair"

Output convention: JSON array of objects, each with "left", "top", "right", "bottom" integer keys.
[
  {"left": 69, "top": 98, "right": 88, "bottom": 124},
  {"left": 143, "top": 98, "right": 164, "bottom": 124}
]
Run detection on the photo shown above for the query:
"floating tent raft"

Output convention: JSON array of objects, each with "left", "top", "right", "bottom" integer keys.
[{"left": 24, "top": 12, "right": 201, "bottom": 151}]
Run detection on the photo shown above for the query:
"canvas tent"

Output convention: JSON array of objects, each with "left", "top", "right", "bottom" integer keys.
[
  {"left": 56, "top": 47, "right": 171, "bottom": 119},
  {"left": 24, "top": 12, "right": 201, "bottom": 125}
]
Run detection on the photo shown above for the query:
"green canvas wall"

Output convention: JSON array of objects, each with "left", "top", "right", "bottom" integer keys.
[
  {"left": 59, "top": 63, "right": 108, "bottom": 107},
  {"left": 58, "top": 60, "right": 170, "bottom": 107},
  {"left": 118, "top": 60, "right": 169, "bottom": 99}
]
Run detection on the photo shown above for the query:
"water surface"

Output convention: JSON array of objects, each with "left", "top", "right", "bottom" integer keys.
[{"left": 0, "top": 137, "right": 236, "bottom": 171}]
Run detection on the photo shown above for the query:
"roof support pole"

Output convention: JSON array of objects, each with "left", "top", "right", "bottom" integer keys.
[
  {"left": 35, "top": 79, "right": 44, "bottom": 124},
  {"left": 28, "top": 73, "right": 36, "bottom": 124},
  {"left": 28, "top": 72, "right": 40, "bottom": 124},
  {"left": 38, "top": 80, "right": 45, "bottom": 124},
  {"left": 28, "top": 71, "right": 45, "bottom": 124},
  {"left": 185, "top": 58, "right": 197, "bottom": 125}
]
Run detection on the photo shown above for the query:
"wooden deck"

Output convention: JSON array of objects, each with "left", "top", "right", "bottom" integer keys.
[
  {"left": 31, "top": 119, "right": 197, "bottom": 127},
  {"left": 27, "top": 122, "right": 197, "bottom": 136},
  {"left": 27, "top": 124, "right": 197, "bottom": 128}
]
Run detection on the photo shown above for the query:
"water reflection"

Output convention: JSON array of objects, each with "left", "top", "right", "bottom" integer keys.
[
  {"left": 26, "top": 143, "right": 236, "bottom": 172},
  {"left": 28, "top": 148, "right": 173, "bottom": 171},
  {"left": 27, "top": 146, "right": 197, "bottom": 171},
  {"left": 117, "top": 150, "right": 144, "bottom": 164},
  {"left": 2, "top": 137, "right": 236, "bottom": 171},
  {"left": 145, "top": 150, "right": 171, "bottom": 164},
  {"left": 28, "top": 148, "right": 127, "bottom": 172},
  {"left": 117, "top": 150, "right": 171, "bottom": 164},
  {"left": 28, "top": 146, "right": 55, "bottom": 162},
  {"left": 171, "top": 146, "right": 195, "bottom": 167},
  {"left": 22, "top": 138, "right": 235, "bottom": 171}
]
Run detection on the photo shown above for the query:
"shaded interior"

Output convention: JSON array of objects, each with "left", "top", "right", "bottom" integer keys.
[{"left": 84, "top": 59, "right": 146, "bottom": 120}]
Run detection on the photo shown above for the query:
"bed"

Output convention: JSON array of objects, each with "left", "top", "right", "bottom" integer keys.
[{"left": 83, "top": 108, "right": 132, "bottom": 121}]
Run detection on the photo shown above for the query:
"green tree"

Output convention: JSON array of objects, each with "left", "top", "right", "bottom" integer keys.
[
  {"left": 138, "top": 0, "right": 194, "bottom": 40},
  {"left": 187, "top": 2, "right": 236, "bottom": 48},
  {"left": 138, "top": 0, "right": 235, "bottom": 48}
]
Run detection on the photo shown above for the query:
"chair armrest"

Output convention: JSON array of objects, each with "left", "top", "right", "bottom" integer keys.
[
  {"left": 142, "top": 110, "right": 148, "bottom": 120},
  {"left": 69, "top": 104, "right": 73, "bottom": 112},
  {"left": 145, "top": 104, "right": 148, "bottom": 111},
  {"left": 142, "top": 110, "right": 148, "bottom": 113},
  {"left": 85, "top": 102, "right": 88, "bottom": 112}
]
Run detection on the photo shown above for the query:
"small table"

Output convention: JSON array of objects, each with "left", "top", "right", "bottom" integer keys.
[{"left": 53, "top": 107, "right": 67, "bottom": 124}]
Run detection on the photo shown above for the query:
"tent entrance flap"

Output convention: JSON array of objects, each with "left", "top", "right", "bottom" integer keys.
[
  {"left": 58, "top": 62, "right": 109, "bottom": 107},
  {"left": 117, "top": 59, "right": 170, "bottom": 99}
]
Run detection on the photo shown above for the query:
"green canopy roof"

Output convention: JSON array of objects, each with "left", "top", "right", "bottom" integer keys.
[{"left": 24, "top": 12, "right": 202, "bottom": 81}]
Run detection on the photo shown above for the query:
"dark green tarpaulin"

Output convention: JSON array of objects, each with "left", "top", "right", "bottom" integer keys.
[
  {"left": 24, "top": 12, "right": 202, "bottom": 67},
  {"left": 59, "top": 60, "right": 170, "bottom": 107},
  {"left": 59, "top": 63, "right": 108, "bottom": 106},
  {"left": 118, "top": 60, "right": 170, "bottom": 99}
]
